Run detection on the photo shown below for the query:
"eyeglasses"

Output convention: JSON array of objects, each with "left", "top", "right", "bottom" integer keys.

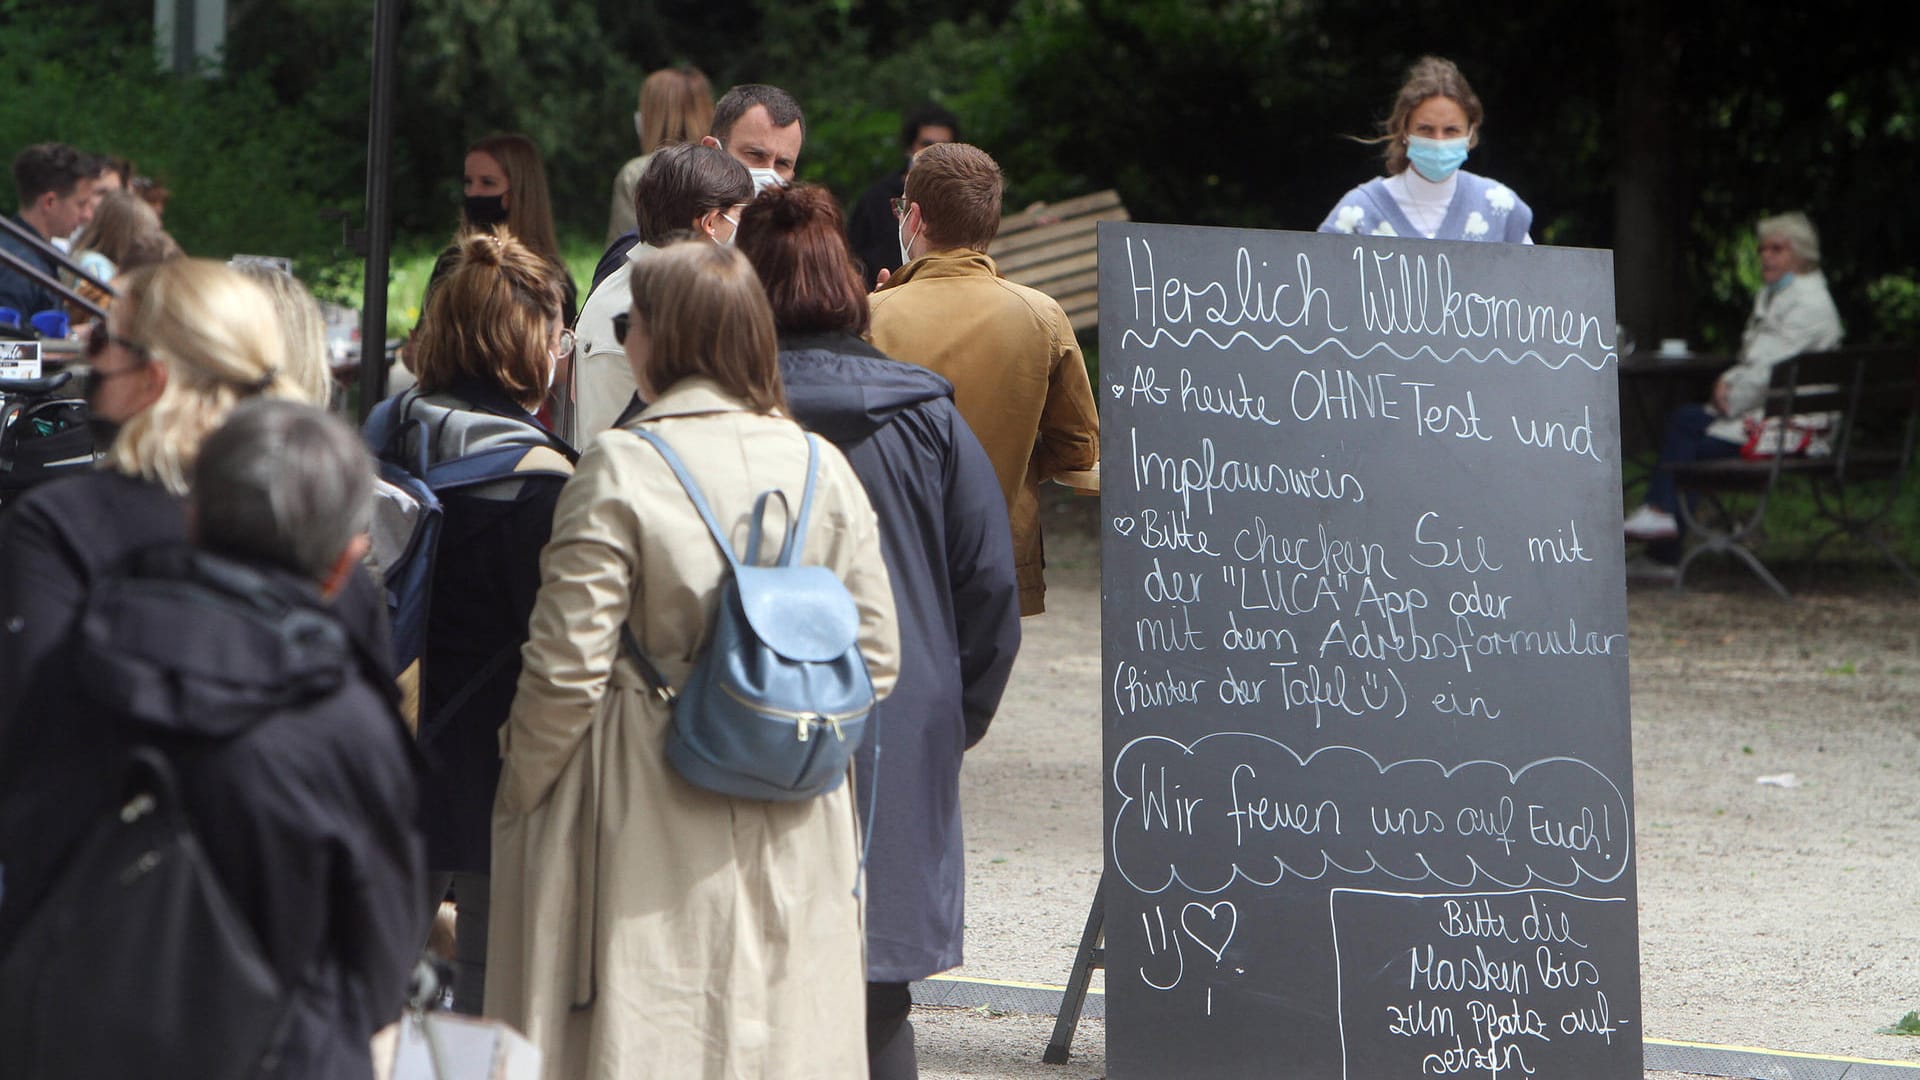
[
  {"left": 612, "top": 312, "right": 630, "bottom": 345},
  {"left": 890, "top": 196, "right": 909, "bottom": 220},
  {"left": 84, "top": 319, "right": 153, "bottom": 365}
]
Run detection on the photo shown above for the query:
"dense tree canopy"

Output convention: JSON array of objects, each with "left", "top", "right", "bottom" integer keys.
[{"left": 4, "top": 0, "right": 1914, "bottom": 345}]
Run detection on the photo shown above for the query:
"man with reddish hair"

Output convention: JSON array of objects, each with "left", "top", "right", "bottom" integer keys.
[{"left": 869, "top": 142, "right": 1099, "bottom": 617}]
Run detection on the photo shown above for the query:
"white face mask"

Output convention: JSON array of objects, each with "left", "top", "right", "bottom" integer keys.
[
  {"left": 747, "top": 167, "right": 785, "bottom": 195},
  {"left": 898, "top": 216, "right": 920, "bottom": 266},
  {"left": 717, "top": 213, "right": 740, "bottom": 247}
]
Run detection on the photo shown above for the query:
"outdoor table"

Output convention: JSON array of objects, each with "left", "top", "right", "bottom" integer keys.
[{"left": 1617, "top": 348, "right": 1728, "bottom": 488}]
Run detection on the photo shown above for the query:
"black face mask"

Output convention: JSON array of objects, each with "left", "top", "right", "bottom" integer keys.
[
  {"left": 464, "top": 193, "right": 508, "bottom": 227},
  {"left": 81, "top": 377, "right": 120, "bottom": 450}
]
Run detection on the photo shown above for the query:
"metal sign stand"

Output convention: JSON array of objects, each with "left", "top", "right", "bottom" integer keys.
[{"left": 1042, "top": 872, "right": 1106, "bottom": 1065}]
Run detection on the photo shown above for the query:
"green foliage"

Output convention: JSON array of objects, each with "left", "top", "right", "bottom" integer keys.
[
  {"left": 1865, "top": 274, "right": 1920, "bottom": 343},
  {"left": 1877, "top": 1010, "right": 1920, "bottom": 1036},
  {"left": 0, "top": 5, "right": 353, "bottom": 264}
]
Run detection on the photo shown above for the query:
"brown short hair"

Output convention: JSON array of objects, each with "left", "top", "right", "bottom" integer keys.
[
  {"left": 1369, "top": 56, "right": 1485, "bottom": 176},
  {"left": 412, "top": 229, "right": 564, "bottom": 410},
  {"left": 904, "top": 142, "right": 1003, "bottom": 252},
  {"left": 638, "top": 66, "right": 715, "bottom": 154},
  {"left": 465, "top": 133, "right": 561, "bottom": 264},
  {"left": 628, "top": 240, "right": 786, "bottom": 414},
  {"left": 735, "top": 184, "right": 868, "bottom": 337},
  {"left": 635, "top": 143, "right": 752, "bottom": 245}
]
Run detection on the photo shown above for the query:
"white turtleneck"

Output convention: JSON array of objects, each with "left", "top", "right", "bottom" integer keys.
[{"left": 1383, "top": 170, "right": 1456, "bottom": 238}]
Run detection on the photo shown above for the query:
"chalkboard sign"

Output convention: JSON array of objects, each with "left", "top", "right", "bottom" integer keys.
[{"left": 1098, "top": 222, "right": 1641, "bottom": 1079}]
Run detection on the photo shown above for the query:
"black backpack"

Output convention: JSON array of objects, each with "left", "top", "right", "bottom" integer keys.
[{"left": 0, "top": 746, "right": 298, "bottom": 1079}]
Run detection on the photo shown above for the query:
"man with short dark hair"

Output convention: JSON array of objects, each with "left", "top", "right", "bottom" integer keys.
[
  {"left": 702, "top": 83, "right": 805, "bottom": 191},
  {"left": 590, "top": 82, "right": 807, "bottom": 289},
  {"left": 869, "top": 142, "right": 1100, "bottom": 617},
  {"left": 1, "top": 142, "right": 97, "bottom": 318},
  {"left": 848, "top": 104, "right": 960, "bottom": 288},
  {"left": 0, "top": 400, "right": 425, "bottom": 1077}
]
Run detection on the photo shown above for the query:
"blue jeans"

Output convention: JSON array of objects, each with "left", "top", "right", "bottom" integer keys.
[{"left": 1644, "top": 404, "right": 1742, "bottom": 562}]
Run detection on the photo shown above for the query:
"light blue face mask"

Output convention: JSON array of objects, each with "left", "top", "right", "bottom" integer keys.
[{"left": 1406, "top": 135, "right": 1470, "bottom": 183}]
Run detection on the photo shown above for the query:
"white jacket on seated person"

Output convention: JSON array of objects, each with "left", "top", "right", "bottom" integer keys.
[{"left": 1706, "top": 270, "right": 1843, "bottom": 443}]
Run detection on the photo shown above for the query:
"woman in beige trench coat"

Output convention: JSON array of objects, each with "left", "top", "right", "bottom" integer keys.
[{"left": 486, "top": 240, "right": 900, "bottom": 1079}]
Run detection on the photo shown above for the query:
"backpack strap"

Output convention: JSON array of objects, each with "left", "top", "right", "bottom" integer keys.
[
  {"left": 781, "top": 434, "right": 822, "bottom": 567},
  {"left": 620, "top": 427, "right": 742, "bottom": 569}
]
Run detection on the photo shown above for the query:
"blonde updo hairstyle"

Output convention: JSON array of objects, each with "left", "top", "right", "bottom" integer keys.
[
  {"left": 410, "top": 229, "right": 564, "bottom": 411},
  {"left": 105, "top": 258, "right": 300, "bottom": 495}
]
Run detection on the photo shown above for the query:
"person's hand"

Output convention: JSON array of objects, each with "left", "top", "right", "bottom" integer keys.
[
  {"left": 1711, "top": 376, "right": 1731, "bottom": 416},
  {"left": 872, "top": 267, "right": 891, "bottom": 291}
]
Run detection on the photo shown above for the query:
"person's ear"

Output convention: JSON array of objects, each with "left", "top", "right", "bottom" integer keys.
[
  {"left": 694, "top": 207, "right": 723, "bottom": 240},
  {"left": 131, "top": 356, "right": 169, "bottom": 412},
  {"left": 321, "top": 533, "right": 372, "bottom": 600},
  {"left": 700, "top": 134, "right": 722, "bottom": 151}
]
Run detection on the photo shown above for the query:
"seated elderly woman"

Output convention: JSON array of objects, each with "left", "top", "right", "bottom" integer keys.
[{"left": 1623, "top": 211, "right": 1843, "bottom": 572}]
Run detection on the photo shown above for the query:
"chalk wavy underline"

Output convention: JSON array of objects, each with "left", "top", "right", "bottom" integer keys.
[{"left": 1118, "top": 327, "right": 1614, "bottom": 372}]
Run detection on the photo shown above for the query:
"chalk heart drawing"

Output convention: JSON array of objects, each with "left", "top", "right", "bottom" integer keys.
[
  {"left": 1181, "top": 900, "right": 1237, "bottom": 963},
  {"left": 1112, "top": 382, "right": 1126, "bottom": 398},
  {"left": 1112, "top": 515, "right": 1136, "bottom": 536}
]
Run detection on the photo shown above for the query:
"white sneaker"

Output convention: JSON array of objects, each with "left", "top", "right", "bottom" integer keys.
[{"left": 1623, "top": 504, "right": 1678, "bottom": 540}]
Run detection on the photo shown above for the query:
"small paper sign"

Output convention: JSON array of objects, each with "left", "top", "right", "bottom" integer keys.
[{"left": 0, "top": 338, "right": 42, "bottom": 380}]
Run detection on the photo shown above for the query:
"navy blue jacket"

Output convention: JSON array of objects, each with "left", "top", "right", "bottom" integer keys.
[
  {"left": 377, "top": 376, "right": 574, "bottom": 875},
  {"left": 779, "top": 332, "right": 1021, "bottom": 982}
]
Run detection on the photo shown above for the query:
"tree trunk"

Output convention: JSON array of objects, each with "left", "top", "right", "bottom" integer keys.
[{"left": 1612, "top": 0, "right": 1688, "bottom": 353}]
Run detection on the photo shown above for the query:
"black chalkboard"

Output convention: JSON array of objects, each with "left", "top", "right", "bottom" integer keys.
[{"left": 1097, "top": 222, "right": 1641, "bottom": 1079}]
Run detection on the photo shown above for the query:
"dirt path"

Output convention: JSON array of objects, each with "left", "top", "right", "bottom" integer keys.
[{"left": 915, "top": 498, "right": 1920, "bottom": 1078}]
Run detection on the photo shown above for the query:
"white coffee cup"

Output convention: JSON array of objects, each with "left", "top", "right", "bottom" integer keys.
[{"left": 1658, "top": 338, "right": 1688, "bottom": 357}]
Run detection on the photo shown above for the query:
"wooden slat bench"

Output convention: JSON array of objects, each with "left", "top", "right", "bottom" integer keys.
[
  {"left": 1669, "top": 344, "right": 1920, "bottom": 598},
  {"left": 988, "top": 189, "right": 1129, "bottom": 335}
]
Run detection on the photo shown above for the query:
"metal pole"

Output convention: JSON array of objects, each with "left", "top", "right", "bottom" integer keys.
[{"left": 356, "top": 0, "right": 400, "bottom": 420}]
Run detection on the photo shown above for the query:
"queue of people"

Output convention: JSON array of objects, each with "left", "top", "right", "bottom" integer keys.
[{"left": 0, "top": 52, "right": 1850, "bottom": 1080}]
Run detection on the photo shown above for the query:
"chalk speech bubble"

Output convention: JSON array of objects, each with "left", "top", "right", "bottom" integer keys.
[{"left": 1111, "top": 732, "right": 1629, "bottom": 895}]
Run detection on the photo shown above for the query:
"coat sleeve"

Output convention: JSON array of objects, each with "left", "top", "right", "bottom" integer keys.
[
  {"left": 1031, "top": 316, "right": 1102, "bottom": 482},
  {"left": 0, "top": 494, "right": 84, "bottom": 746},
  {"left": 333, "top": 721, "right": 429, "bottom": 1029},
  {"left": 941, "top": 409, "right": 1022, "bottom": 747},
  {"left": 497, "top": 443, "right": 640, "bottom": 816}
]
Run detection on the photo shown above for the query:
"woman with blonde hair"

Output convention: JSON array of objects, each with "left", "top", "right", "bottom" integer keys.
[
  {"left": 1319, "top": 55, "right": 1533, "bottom": 243},
  {"left": 606, "top": 65, "right": 716, "bottom": 243},
  {"left": 0, "top": 257, "right": 298, "bottom": 734},
  {"left": 487, "top": 240, "right": 899, "bottom": 1079},
  {"left": 232, "top": 262, "right": 335, "bottom": 408},
  {"left": 369, "top": 229, "right": 576, "bottom": 1014}
]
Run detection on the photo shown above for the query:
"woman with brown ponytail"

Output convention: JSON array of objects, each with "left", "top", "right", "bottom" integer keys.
[{"left": 372, "top": 229, "right": 578, "bottom": 1014}]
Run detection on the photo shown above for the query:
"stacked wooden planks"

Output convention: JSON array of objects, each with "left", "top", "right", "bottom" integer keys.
[{"left": 988, "top": 189, "right": 1130, "bottom": 334}]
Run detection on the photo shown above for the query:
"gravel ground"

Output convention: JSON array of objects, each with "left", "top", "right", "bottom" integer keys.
[{"left": 914, "top": 496, "right": 1920, "bottom": 1078}]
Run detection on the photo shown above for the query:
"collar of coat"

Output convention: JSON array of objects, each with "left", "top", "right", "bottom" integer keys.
[
  {"left": 634, "top": 375, "right": 783, "bottom": 422},
  {"left": 875, "top": 246, "right": 1000, "bottom": 291}
]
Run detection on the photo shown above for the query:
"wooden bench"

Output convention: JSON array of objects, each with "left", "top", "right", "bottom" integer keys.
[
  {"left": 1670, "top": 344, "right": 1920, "bottom": 598},
  {"left": 988, "top": 189, "right": 1130, "bottom": 335}
]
